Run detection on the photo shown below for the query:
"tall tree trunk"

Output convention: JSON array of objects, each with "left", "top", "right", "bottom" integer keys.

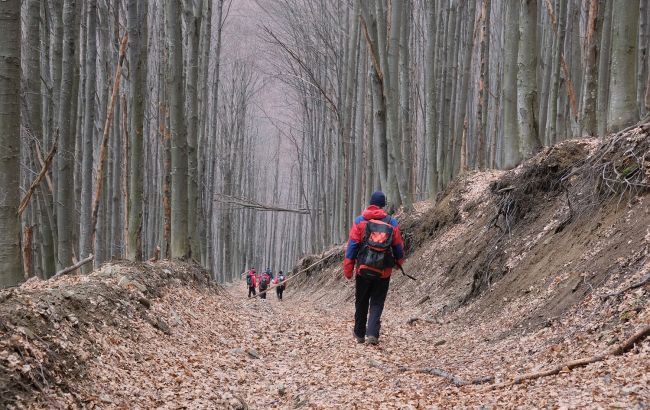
[
  {"left": 0, "top": 0, "right": 23, "bottom": 286},
  {"left": 165, "top": 0, "right": 189, "bottom": 258},
  {"left": 26, "top": 0, "right": 56, "bottom": 276},
  {"left": 503, "top": 0, "right": 521, "bottom": 168},
  {"left": 517, "top": 0, "right": 541, "bottom": 158},
  {"left": 607, "top": 0, "right": 640, "bottom": 133},
  {"left": 581, "top": 0, "right": 599, "bottom": 136},
  {"left": 79, "top": 0, "right": 97, "bottom": 272},
  {"left": 597, "top": 0, "right": 613, "bottom": 136},
  {"left": 127, "top": 0, "right": 147, "bottom": 261},
  {"left": 185, "top": 0, "right": 201, "bottom": 261},
  {"left": 425, "top": 1, "right": 438, "bottom": 196},
  {"left": 56, "top": 0, "right": 78, "bottom": 270},
  {"left": 399, "top": 2, "right": 413, "bottom": 201},
  {"left": 353, "top": 42, "right": 367, "bottom": 216}
]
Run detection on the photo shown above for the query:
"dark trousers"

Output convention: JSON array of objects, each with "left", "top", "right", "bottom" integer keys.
[
  {"left": 354, "top": 275, "right": 390, "bottom": 338},
  {"left": 259, "top": 284, "right": 268, "bottom": 299},
  {"left": 276, "top": 286, "right": 285, "bottom": 300},
  {"left": 248, "top": 286, "right": 256, "bottom": 297}
]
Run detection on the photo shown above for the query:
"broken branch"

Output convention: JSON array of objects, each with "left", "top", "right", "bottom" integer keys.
[
  {"left": 416, "top": 367, "right": 494, "bottom": 387},
  {"left": 489, "top": 323, "right": 650, "bottom": 389},
  {"left": 601, "top": 274, "right": 650, "bottom": 299},
  {"left": 17, "top": 133, "right": 58, "bottom": 217},
  {"left": 53, "top": 254, "right": 95, "bottom": 278},
  {"left": 91, "top": 33, "right": 128, "bottom": 242},
  {"left": 214, "top": 194, "right": 312, "bottom": 214}
]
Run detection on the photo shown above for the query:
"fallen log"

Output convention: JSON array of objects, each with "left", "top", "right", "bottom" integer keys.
[{"left": 53, "top": 254, "right": 95, "bottom": 278}]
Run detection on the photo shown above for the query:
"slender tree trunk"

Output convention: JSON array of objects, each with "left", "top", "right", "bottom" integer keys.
[
  {"left": 581, "top": 0, "right": 599, "bottom": 136},
  {"left": 0, "top": 0, "right": 23, "bottom": 286},
  {"left": 353, "top": 42, "right": 367, "bottom": 216},
  {"left": 607, "top": 0, "right": 640, "bottom": 133},
  {"left": 127, "top": 0, "right": 147, "bottom": 261},
  {"left": 56, "top": 0, "right": 78, "bottom": 270},
  {"left": 517, "top": 0, "right": 541, "bottom": 158},
  {"left": 597, "top": 0, "right": 613, "bottom": 136},
  {"left": 26, "top": 0, "right": 56, "bottom": 276},
  {"left": 79, "top": 0, "right": 97, "bottom": 272},
  {"left": 425, "top": 1, "right": 438, "bottom": 197},
  {"left": 502, "top": 0, "right": 521, "bottom": 168},
  {"left": 185, "top": 0, "right": 201, "bottom": 261},
  {"left": 166, "top": 0, "right": 189, "bottom": 258}
]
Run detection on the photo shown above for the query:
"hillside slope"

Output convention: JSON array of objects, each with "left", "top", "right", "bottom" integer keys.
[{"left": 289, "top": 124, "right": 650, "bottom": 405}]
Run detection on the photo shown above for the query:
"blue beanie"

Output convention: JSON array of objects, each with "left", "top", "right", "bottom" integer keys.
[{"left": 369, "top": 191, "right": 386, "bottom": 208}]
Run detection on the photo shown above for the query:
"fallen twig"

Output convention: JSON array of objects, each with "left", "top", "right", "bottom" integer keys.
[
  {"left": 53, "top": 254, "right": 95, "bottom": 278},
  {"left": 416, "top": 367, "right": 494, "bottom": 387},
  {"left": 488, "top": 323, "right": 650, "bottom": 389},
  {"left": 601, "top": 274, "right": 650, "bottom": 300}
]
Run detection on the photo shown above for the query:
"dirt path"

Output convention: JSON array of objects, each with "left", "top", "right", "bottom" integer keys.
[{"left": 41, "top": 280, "right": 645, "bottom": 409}]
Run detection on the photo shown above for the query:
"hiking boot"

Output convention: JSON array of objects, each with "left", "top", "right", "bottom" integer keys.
[
  {"left": 353, "top": 332, "right": 365, "bottom": 344},
  {"left": 366, "top": 336, "right": 379, "bottom": 345}
]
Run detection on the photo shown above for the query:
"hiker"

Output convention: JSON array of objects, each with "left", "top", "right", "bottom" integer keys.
[
  {"left": 343, "top": 191, "right": 405, "bottom": 345},
  {"left": 259, "top": 269, "right": 271, "bottom": 299},
  {"left": 274, "top": 271, "right": 286, "bottom": 300},
  {"left": 247, "top": 268, "right": 257, "bottom": 298},
  {"left": 266, "top": 268, "right": 274, "bottom": 281}
]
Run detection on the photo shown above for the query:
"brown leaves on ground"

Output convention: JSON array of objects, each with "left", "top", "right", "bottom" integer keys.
[{"left": 3, "top": 259, "right": 648, "bottom": 409}]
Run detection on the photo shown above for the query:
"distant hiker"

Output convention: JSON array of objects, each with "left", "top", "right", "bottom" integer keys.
[
  {"left": 274, "top": 271, "right": 286, "bottom": 300},
  {"left": 266, "top": 268, "right": 274, "bottom": 281},
  {"left": 259, "top": 269, "right": 271, "bottom": 299},
  {"left": 344, "top": 191, "right": 405, "bottom": 345},
  {"left": 247, "top": 268, "right": 257, "bottom": 298}
]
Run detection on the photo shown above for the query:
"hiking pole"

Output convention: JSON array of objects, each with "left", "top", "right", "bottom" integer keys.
[{"left": 397, "top": 264, "right": 417, "bottom": 281}]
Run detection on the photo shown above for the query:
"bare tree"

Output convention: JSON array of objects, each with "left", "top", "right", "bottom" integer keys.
[{"left": 0, "top": 0, "right": 23, "bottom": 286}]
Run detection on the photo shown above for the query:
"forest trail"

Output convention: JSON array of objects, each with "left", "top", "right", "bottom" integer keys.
[
  {"left": 3, "top": 133, "right": 650, "bottom": 409},
  {"left": 11, "top": 271, "right": 646, "bottom": 409}
]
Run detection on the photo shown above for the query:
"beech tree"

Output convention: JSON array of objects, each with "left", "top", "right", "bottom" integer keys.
[
  {"left": 0, "top": 0, "right": 23, "bottom": 286},
  {"left": 4, "top": 0, "right": 650, "bottom": 288}
]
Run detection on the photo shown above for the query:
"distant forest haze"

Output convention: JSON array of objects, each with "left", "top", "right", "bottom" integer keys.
[{"left": 0, "top": 0, "right": 647, "bottom": 286}]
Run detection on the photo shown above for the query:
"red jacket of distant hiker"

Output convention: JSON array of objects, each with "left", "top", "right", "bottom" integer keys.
[
  {"left": 259, "top": 273, "right": 271, "bottom": 287},
  {"left": 343, "top": 205, "right": 405, "bottom": 279},
  {"left": 248, "top": 271, "right": 257, "bottom": 287}
]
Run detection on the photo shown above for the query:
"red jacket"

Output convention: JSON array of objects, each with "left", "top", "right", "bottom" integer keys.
[
  {"left": 247, "top": 271, "right": 257, "bottom": 287},
  {"left": 259, "top": 273, "right": 271, "bottom": 287},
  {"left": 343, "top": 205, "right": 405, "bottom": 279}
]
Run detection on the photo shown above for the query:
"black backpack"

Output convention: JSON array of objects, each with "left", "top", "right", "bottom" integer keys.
[{"left": 357, "top": 216, "right": 395, "bottom": 278}]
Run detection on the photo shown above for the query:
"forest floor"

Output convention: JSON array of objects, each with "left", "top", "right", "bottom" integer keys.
[
  {"left": 2, "top": 261, "right": 648, "bottom": 409},
  {"left": 2, "top": 126, "right": 650, "bottom": 409}
]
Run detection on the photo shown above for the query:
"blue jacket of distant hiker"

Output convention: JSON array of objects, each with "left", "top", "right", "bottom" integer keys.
[{"left": 343, "top": 205, "right": 405, "bottom": 279}]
